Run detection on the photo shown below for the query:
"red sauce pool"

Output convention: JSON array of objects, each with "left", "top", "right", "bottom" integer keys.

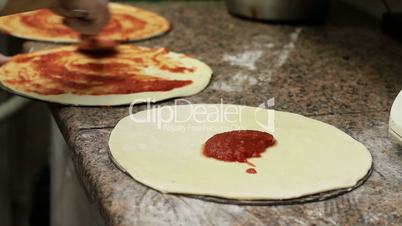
[
  {"left": 203, "top": 130, "right": 275, "bottom": 174},
  {"left": 203, "top": 130, "right": 275, "bottom": 163}
]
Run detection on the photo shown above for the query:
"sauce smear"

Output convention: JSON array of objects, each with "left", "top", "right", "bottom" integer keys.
[
  {"left": 5, "top": 47, "right": 194, "bottom": 96},
  {"left": 18, "top": 9, "right": 147, "bottom": 39}
]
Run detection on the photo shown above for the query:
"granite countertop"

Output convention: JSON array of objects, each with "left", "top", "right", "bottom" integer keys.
[{"left": 24, "top": 1, "right": 402, "bottom": 225}]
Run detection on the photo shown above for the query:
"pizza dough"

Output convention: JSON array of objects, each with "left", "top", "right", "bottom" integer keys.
[
  {"left": 0, "top": 3, "right": 170, "bottom": 43},
  {"left": 0, "top": 45, "right": 212, "bottom": 106},
  {"left": 109, "top": 104, "right": 372, "bottom": 200}
]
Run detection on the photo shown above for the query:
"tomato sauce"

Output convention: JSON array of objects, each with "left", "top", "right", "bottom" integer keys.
[
  {"left": 161, "top": 65, "right": 195, "bottom": 73},
  {"left": 20, "top": 10, "right": 73, "bottom": 36},
  {"left": 101, "top": 14, "right": 146, "bottom": 36},
  {"left": 246, "top": 168, "right": 257, "bottom": 174},
  {"left": 203, "top": 130, "right": 275, "bottom": 162},
  {"left": 19, "top": 9, "right": 147, "bottom": 38},
  {"left": 6, "top": 48, "right": 194, "bottom": 96},
  {"left": 203, "top": 130, "right": 275, "bottom": 174}
]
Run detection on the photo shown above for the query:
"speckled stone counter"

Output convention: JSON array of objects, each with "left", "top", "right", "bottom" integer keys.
[{"left": 25, "top": 1, "right": 402, "bottom": 225}]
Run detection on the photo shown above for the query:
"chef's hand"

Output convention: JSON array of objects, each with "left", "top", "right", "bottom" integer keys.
[
  {"left": 0, "top": 54, "right": 10, "bottom": 66},
  {"left": 51, "top": 0, "right": 110, "bottom": 35}
]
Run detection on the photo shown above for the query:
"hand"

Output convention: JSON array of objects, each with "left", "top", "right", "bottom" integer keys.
[
  {"left": 51, "top": 0, "right": 110, "bottom": 35},
  {"left": 0, "top": 54, "right": 10, "bottom": 66}
]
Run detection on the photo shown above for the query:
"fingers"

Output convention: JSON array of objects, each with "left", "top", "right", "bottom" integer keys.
[
  {"left": 52, "top": 0, "right": 110, "bottom": 35},
  {"left": 0, "top": 54, "right": 10, "bottom": 66}
]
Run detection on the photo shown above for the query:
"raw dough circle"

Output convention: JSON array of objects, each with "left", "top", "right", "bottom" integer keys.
[{"left": 109, "top": 104, "right": 372, "bottom": 200}]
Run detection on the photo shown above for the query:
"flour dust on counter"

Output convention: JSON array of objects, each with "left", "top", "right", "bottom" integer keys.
[{"left": 109, "top": 104, "right": 372, "bottom": 202}]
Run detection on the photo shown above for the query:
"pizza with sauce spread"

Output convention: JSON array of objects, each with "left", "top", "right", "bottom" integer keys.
[
  {"left": 0, "top": 45, "right": 212, "bottom": 106},
  {"left": 0, "top": 3, "right": 170, "bottom": 43}
]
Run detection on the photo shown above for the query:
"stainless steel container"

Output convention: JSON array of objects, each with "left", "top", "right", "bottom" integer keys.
[{"left": 225, "top": 0, "right": 328, "bottom": 22}]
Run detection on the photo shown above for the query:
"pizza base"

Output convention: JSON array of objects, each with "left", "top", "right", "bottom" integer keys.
[
  {"left": 0, "top": 3, "right": 170, "bottom": 43},
  {"left": 109, "top": 149, "right": 372, "bottom": 204},
  {"left": 0, "top": 46, "right": 212, "bottom": 106},
  {"left": 109, "top": 104, "right": 372, "bottom": 200}
]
